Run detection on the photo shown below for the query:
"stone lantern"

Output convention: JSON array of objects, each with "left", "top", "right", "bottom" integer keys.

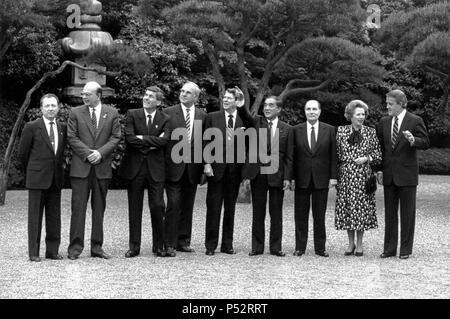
[{"left": 62, "top": 0, "right": 116, "bottom": 103}]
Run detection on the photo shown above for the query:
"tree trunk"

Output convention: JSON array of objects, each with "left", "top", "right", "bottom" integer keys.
[{"left": 0, "top": 165, "right": 8, "bottom": 205}]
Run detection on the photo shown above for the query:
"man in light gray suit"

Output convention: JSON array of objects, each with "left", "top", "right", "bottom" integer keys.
[{"left": 67, "top": 81, "right": 121, "bottom": 260}]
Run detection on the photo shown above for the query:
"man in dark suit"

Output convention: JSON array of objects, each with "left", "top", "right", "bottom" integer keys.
[
  {"left": 163, "top": 81, "right": 207, "bottom": 256},
  {"left": 119, "top": 86, "right": 170, "bottom": 258},
  {"left": 203, "top": 87, "right": 245, "bottom": 255},
  {"left": 18, "top": 94, "right": 67, "bottom": 262},
  {"left": 291, "top": 100, "right": 337, "bottom": 257},
  {"left": 240, "top": 96, "right": 293, "bottom": 257},
  {"left": 67, "top": 81, "right": 121, "bottom": 260},
  {"left": 376, "top": 89, "right": 429, "bottom": 260}
]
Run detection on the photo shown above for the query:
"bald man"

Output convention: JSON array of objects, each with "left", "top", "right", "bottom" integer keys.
[
  {"left": 163, "top": 82, "right": 207, "bottom": 256},
  {"left": 291, "top": 100, "right": 337, "bottom": 257},
  {"left": 67, "top": 81, "right": 121, "bottom": 260}
]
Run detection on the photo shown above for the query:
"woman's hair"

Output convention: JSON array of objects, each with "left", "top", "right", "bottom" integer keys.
[{"left": 344, "top": 100, "right": 369, "bottom": 121}]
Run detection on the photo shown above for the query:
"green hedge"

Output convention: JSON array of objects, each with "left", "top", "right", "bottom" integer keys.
[{"left": 418, "top": 148, "right": 450, "bottom": 175}]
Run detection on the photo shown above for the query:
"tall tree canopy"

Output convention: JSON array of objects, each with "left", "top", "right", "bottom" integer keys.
[
  {"left": 376, "top": 2, "right": 450, "bottom": 126},
  {"left": 160, "top": 0, "right": 367, "bottom": 114}
]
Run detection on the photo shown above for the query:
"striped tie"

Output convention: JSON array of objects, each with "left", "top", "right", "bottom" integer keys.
[
  {"left": 185, "top": 108, "right": 191, "bottom": 143},
  {"left": 227, "top": 114, "right": 234, "bottom": 142},
  {"left": 392, "top": 116, "right": 398, "bottom": 149},
  {"left": 91, "top": 107, "right": 97, "bottom": 132}
]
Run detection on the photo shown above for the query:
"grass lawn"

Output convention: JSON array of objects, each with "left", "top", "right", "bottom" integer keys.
[{"left": 0, "top": 175, "right": 449, "bottom": 299}]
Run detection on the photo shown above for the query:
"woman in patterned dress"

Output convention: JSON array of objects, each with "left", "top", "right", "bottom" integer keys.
[{"left": 335, "top": 100, "right": 382, "bottom": 256}]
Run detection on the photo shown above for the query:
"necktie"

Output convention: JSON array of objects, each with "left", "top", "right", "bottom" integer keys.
[
  {"left": 267, "top": 120, "right": 273, "bottom": 155},
  {"left": 49, "top": 121, "right": 55, "bottom": 153},
  {"left": 185, "top": 108, "right": 191, "bottom": 143},
  {"left": 310, "top": 126, "right": 316, "bottom": 151},
  {"left": 91, "top": 107, "right": 97, "bottom": 132},
  {"left": 147, "top": 114, "right": 152, "bottom": 133},
  {"left": 227, "top": 114, "right": 234, "bottom": 142},
  {"left": 392, "top": 116, "right": 398, "bottom": 149}
]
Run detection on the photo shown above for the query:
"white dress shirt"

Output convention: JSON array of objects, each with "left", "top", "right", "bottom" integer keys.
[
  {"left": 306, "top": 121, "right": 319, "bottom": 149},
  {"left": 90, "top": 102, "right": 102, "bottom": 128},
  {"left": 267, "top": 117, "right": 278, "bottom": 138},
  {"left": 224, "top": 109, "right": 237, "bottom": 128},
  {"left": 392, "top": 108, "right": 406, "bottom": 136},
  {"left": 181, "top": 103, "right": 195, "bottom": 135},
  {"left": 144, "top": 109, "right": 157, "bottom": 127},
  {"left": 43, "top": 116, "right": 58, "bottom": 154}
]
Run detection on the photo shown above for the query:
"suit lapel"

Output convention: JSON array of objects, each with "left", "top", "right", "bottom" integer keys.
[
  {"left": 38, "top": 118, "right": 54, "bottom": 154},
  {"left": 313, "top": 122, "right": 326, "bottom": 154},
  {"left": 56, "top": 122, "right": 64, "bottom": 157},
  {"left": 82, "top": 106, "right": 96, "bottom": 138},
  {"left": 301, "top": 123, "right": 312, "bottom": 155},
  {"left": 149, "top": 110, "right": 162, "bottom": 135},
  {"left": 96, "top": 105, "right": 108, "bottom": 139},
  {"left": 138, "top": 109, "right": 148, "bottom": 133}
]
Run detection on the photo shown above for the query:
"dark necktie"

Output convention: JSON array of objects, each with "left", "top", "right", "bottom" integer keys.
[
  {"left": 91, "top": 107, "right": 97, "bottom": 132},
  {"left": 49, "top": 121, "right": 55, "bottom": 153},
  {"left": 147, "top": 114, "right": 152, "bottom": 134},
  {"left": 227, "top": 114, "right": 234, "bottom": 142},
  {"left": 392, "top": 116, "right": 398, "bottom": 149},
  {"left": 185, "top": 108, "right": 191, "bottom": 143},
  {"left": 310, "top": 126, "right": 316, "bottom": 150},
  {"left": 267, "top": 120, "right": 273, "bottom": 155}
]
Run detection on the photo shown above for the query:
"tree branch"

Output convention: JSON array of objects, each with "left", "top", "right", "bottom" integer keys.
[
  {"left": 279, "top": 79, "right": 332, "bottom": 102},
  {"left": 203, "top": 39, "right": 226, "bottom": 101}
]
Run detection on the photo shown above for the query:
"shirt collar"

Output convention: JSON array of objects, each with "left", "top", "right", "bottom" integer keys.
[
  {"left": 267, "top": 117, "right": 278, "bottom": 127},
  {"left": 225, "top": 109, "right": 237, "bottom": 119},
  {"left": 42, "top": 116, "right": 56, "bottom": 125},
  {"left": 144, "top": 108, "right": 157, "bottom": 119},
  {"left": 306, "top": 121, "right": 319, "bottom": 130},
  {"left": 395, "top": 109, "right": 407, "bottom": 122}
]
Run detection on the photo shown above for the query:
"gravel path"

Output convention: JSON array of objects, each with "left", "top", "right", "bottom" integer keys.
[{"left": 0, "top": 175, "right": 449, "bottom": 299}]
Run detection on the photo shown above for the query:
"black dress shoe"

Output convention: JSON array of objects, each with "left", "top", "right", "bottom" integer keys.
[
  {"left": 166, "top": 247, "right": 176, "bottom": 257},
  {"left": 220, "top": 248, "right": 236, "bottom": 254},
  {"left": 125, "top": 250, "right": 139, "bottom": 258},
  {"left": 91, "top": 251, "right": 111, "bottom": 259},
  {"left": 45, "top": 254, "right": 63, "bottom": 260},
  {"left": 249, "top": 250, "right": 263, "bottom": 256},
  {"left": 293, "top": 250, "right": 305, "bottom": 256},
  {"left": 177, "top": 246, "right": 195, "bottom": 253},
  {"left": 155, "top": 249, "right": 166, "bottom": 257},
  {"left": 68, "top": 254, "right": 78, "bottom": 260},
  {"left": 399, "top": 254, "right": 410, "bottom": 259},
  {"left": 270, "top": 251, "right": 286, "bottom": 257},
  {"left": 344, "top": 246, "right": 356, "bottom": 256},
  {"left": 205, "top": 250, "right": 215, "bottom": 256},
  {"left": 355, "top": 251, "right": 364, "bottom": 257},
  {"left": 29, "top": 256, "right": 41, "bottom": 262},
  {"left": 315, "top": 251, "right": 329, "bottom": 257},
  {"left": 380, "top": 252, "right": 396, "bottom": 258}
]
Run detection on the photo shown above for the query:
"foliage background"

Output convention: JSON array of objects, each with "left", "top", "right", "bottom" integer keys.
[{"left": 1, "top": 0, "right": 449, "bottom": 188}]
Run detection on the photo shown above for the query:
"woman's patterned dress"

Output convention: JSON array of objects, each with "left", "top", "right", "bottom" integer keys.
[{"left": 335, "top": 125, "right": 382, "bottom": 231}]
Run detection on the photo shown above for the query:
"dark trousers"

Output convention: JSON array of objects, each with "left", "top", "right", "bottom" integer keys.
[
  {"left": 205, "top": 167, "right": 241, "bottom": 251},
  {"left": 250, "top": 174, "right": 284, "bottom": 253},
  {"left": 294, "top": 180, "right": 329, "bottom": 253},
  {"left": 164, "top": 170, "right": 197, "bottom": 249},
  {"left": 127, "top": 162, "right": 165, "bottom": 253},
  {"left": 28, "top": 183, "right": 61, "bottom": 257},
  {"left": 383, "top": 184, "right": 417, "bottom": 255},
  {"left": 68, "top": 167, "right": 110, "bottom": 256}
]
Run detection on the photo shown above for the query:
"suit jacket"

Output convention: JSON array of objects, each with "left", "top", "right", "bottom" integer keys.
[
  {"left": 67, "top": 104, "right": 121, "bottom": 179},
  {"left": 18, "top": 118, "right": 67, "bottom": 189},
  {"left": 203, "top": 109, "right": 246, "bottom": 182},
  {"left": 163, "top": 104, "right": 207, "bottom": 184},
  {"left": 119, "top": 108, "right": 170, "bottom": 182},
  {"left": 239, "top": 108, "right": 293, "bottom": 188},
  {"left": 376, "top": 111, "right": 429, "bottom": 186},
  {"left": 292, "top": 121, "right": 337, "bottom": 189}
]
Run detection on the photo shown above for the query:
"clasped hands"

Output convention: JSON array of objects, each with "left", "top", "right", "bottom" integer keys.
[{"left": 87, "top": 150, "right": 102, "bottom": 164}]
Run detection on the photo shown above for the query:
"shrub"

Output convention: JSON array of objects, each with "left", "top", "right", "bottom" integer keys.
[{"left": 418, "top": 148, "right": 450, "bottom": 175}]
